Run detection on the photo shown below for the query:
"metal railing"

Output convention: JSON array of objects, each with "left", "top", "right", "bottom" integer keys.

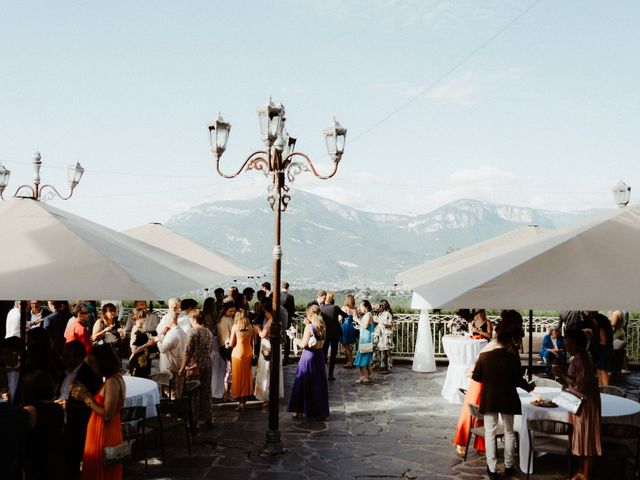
[{"left": 121, "top": 309, "right": 640, "bottom": 364}]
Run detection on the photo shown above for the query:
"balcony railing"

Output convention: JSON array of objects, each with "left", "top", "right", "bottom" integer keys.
[{"left": 121, "top": 309, "right": 640, "bottom": 364}]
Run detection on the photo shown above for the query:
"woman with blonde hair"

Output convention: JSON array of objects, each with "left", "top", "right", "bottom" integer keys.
[
  {"left": 129, "top": 309, "right": 152, "bottom": 378},
  {"left": 228, "top": 309, "right": 255, "bottom": 412},
  {"left": 288, "top": 305, "right": 330, "bottom": 420},
  {"left": 341, "top": 294, "right": 357, "bottom": 368}
]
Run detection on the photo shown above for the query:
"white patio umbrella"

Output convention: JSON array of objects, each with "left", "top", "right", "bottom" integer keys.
[
  {"left": 398, "top": 206, "right": 640, "bottom": 311},
  {"left": 124, "top": 222, "right": 256, "bottom": 279},
  {"left": 0, "top": 197, "right": 227, "bottom": 299},
  {"left": 397, "top": 225, "right": 547, "bottom": 291}
]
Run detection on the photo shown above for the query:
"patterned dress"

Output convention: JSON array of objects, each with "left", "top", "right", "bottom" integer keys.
[
  {"left": 375, "top": 311, "right": 395, "bottom": 351},
  {"left": 185, "top": 325, "right": 214, "bottom": 424}
]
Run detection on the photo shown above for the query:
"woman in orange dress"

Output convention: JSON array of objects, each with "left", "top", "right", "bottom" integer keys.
[
  {"left": 227, "top": 309, "right": 255, "bottom": 412},
  {"left": 71, "top": 344, "right": 125, "bottom": 480}
]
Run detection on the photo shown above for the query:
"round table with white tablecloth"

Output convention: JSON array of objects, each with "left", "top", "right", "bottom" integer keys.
[
  {"left": 441, "top": 335, "right": 488, "bottom": 404},
  {"left": 515, "top": 387, "right": 640, "bottom": 474},
  {"left": 123, "top": 375, "right": 160, "bottom": 418}
]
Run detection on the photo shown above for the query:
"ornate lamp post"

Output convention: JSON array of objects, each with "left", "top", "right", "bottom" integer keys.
[
  {"left": 0, "top": 151, "right": 84, "bottom": 370},
  {"left": 0, "top": 151, "right": 84, "bottom": 201},
  {"left": 612, "top": 180, "right": 631, "bottom": 208},
  {"left": 208, "top": 98, "right": 346, "bottom": 454}
]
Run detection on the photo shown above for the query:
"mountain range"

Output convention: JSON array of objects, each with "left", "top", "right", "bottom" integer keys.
[{"left": 165, "top": 191, "right": 607, "bottom": 288}]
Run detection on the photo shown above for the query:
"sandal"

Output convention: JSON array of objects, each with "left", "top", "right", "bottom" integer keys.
[{"left": 292, "top": 413, "right": 302, "bottom": 419}]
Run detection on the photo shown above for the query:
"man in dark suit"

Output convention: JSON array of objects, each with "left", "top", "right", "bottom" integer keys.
[
  {"left": 307, "top": 290, "right": 326, "bottom": 309},
  {"left": 58, "top": 340, "right": 101, "bottom": 480},
  {"left": 320, "top": 292, "right": 345, "bottom": 381},
  {"left": 280, "top": 282, "right": 296, "bottom": 365},
  {"left": 472, "top": 330, "right": 535, "bottom": 479}
]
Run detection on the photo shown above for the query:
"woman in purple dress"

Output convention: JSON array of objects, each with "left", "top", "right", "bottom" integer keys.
[{"left": 288, "top": 305, "right": 330, "bottom": 421}]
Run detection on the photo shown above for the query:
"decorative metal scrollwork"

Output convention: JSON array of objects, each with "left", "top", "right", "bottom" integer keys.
[
  {"left": 246, "top": 157, "right": 270, "bottom": 176},
  {"left": 285, "top": 161, "right": 309, "bottom": 184}
]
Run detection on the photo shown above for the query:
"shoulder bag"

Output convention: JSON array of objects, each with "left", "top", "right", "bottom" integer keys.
[{"left": 103, "top": 378, "right": 132, "bottom": 465}]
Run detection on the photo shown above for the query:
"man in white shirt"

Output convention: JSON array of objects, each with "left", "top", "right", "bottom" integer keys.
[
  {"left": 149, "top": 313, "right": 186, "bottom": 398},
  {"left": 4, "top": 301, "right": 22, "bottom": 339},
  {"left": 157, "top": 297, "right": 181, "bottom": 333}
]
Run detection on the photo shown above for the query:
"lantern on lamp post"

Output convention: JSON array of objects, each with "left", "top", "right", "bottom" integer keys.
[
  {"left": 612, "top": 180, "right": 631, "bottom": 208},
  {"left": 0, "top": 151, "right": 84, "bottom": 201},
  {"left": 208, "top": 99, "right": 346, "bottom": 454}
]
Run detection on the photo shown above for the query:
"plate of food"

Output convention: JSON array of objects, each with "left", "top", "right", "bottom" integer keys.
[{"left": 530, "top": 399, "right": 558, "bottom": 408}]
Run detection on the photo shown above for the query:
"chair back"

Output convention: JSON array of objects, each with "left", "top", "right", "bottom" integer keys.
[
  {"left": 150, "top": 371, "right": 173, "bottom": 387},
  {"left": 156, "top": 397, "right": 190, "bottom": 419},
  {"left": 528, "top": 419, "right": 572, "bottom": 437},
  {"left": 599, "top": 385, "right": 626, "bottom": 397},
  {"left": 468, "top": 403, "right": 483, "bottom": 420},
  {"left": 601, "top": 422, "right": 640, "bottom": 440},
  {"left": 120, "top": 406, "right": 146, "bottom": 424}
]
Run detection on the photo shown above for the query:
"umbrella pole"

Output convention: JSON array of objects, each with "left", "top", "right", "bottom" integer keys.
[{"left": 528, "top": 309, "right": 533, "bottom": 381}]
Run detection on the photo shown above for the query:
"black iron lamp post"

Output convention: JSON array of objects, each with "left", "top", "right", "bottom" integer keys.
[{"left": 208, "top": 98, "right": 346, "bottom": 454}]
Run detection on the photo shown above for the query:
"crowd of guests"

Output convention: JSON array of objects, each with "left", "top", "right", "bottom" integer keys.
[
  {"left": 451, "top": 308, "right": 626, "bottom": 480},
  {"left": 286, "top": 291, "right": 397, "bottom": 420}
]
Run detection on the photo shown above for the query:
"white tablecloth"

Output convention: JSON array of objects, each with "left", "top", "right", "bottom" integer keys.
[
  {"left": 123, "top": 376, "right": 160, "bottom": 418},
  {"left": 441, "top": 335, "right": 488, "bottom": 404},
  {"left": 515, "top": 387, "right": 640, "bottom": 474}
]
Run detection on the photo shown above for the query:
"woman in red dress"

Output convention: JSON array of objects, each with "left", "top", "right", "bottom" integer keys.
[{"left": 71, "top": 344, "right": 125, "bottom": 480}]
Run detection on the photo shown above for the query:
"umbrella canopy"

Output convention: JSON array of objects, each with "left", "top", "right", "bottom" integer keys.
[
  {"left": 397, "top": 205, "right": 640, "bottom": 310},
  {"left": 124, "top": 222, "right": 256, "bottom": 279},
  {"left": 0, "top": 197, "right": 227, "bottom": 300}
]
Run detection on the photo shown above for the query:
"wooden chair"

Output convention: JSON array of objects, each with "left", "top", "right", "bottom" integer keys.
[
  {"left": 145, "top": 398, "right": 192, "bottom": 461},
  {"left": 464, "top": 403, "right": 504, "bottom": 461},
  {"left": 120, "top": 406, "right": 148, "bottom": 469},
  {"left": 599, "top": 385, "right": 626, "bottom": 397},
  {"left": 526, "top": 419, "right": 572, "bottom": 480},
  {"left": 601, "top": 423, "right": 640, "bottom": 479}
]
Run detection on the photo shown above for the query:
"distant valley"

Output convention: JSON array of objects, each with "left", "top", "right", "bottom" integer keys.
[{"left": 166, "top": 191, "right": 607, "bottom": 288}]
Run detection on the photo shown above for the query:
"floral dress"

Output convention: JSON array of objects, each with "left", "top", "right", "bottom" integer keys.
[
  {"left": 375, "top": 311, "right": 395, "bottom": 351},
  {"left": 185, "top": 325, "right": 214, "bottom": 424}
]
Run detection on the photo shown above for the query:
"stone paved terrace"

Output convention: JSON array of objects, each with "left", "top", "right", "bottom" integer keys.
[{"left": 124, "top": 364, "right": 640, "bottom": 480}]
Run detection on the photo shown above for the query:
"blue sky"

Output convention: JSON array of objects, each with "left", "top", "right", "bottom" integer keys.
[{"left": 1, "top": 1, "right": 639, "bottom": 229}]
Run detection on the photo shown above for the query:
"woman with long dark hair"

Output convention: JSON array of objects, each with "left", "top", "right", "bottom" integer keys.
[
  {"left": 71, "top": 344, "right": 125, "bottom": 480},
  {"left": 553, "top": 329, "right": 602, "bottom": 480}
]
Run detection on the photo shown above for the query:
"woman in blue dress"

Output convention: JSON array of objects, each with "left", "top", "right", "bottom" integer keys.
[
  {"left": 288, "top": 305, "right": 330, "bottom": 421},
  {"left": 353, "top": 299, "right": 375, "bottom": 384},
  {"left": 341, "top": 294, "right": 358, "bottom": 368}
]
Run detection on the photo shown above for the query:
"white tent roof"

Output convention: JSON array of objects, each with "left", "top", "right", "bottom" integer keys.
[
  {"left": 124, "top": 222, "right": 256, "bottom": 278},
  {"left": 0, "top": 198, "right": 226, "bottom": 299},
  {"left": 397, "top": 206, "right": 640, "bottom": 310}
]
